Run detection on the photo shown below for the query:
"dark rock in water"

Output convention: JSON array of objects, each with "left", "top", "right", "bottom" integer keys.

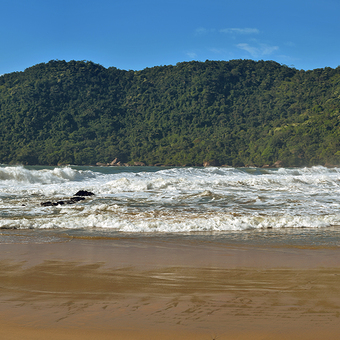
[
  {"left": 40, "top": 191, "right": 93, "bottom": 206},
  {"left": 41, "top": 196, "right": 86, "bottom": 206},
  {"left": 69, "top": 196, "right": 85, "bottom": 203},
  {"left": 41, "top": 200, "right": 65, "bottom": 206},
  {"left": 41, "top": 201, "right": 57, "bottom": 207},
  {"left": 74, "top": 190, "right": 95, "bottom": 196}
]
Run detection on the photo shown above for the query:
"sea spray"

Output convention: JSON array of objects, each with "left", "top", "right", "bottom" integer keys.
[{"left": 1, "top": 165, "right": 340, "bottom": 232}]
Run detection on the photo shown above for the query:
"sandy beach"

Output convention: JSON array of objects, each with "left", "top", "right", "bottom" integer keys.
[{"left": 0, "top": 236, "right": 339, "bottom": 339}]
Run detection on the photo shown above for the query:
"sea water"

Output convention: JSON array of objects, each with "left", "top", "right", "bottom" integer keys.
[{"left": 1, "top": 165, "right": 340, "bottom": 246}]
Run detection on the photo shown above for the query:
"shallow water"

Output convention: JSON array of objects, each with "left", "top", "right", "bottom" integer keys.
[
  {"left": 1, "top": 227, "right": 340, "bottom": 248},
  {"left": 1, "top": 165, "right": 340, "bottom": 246}
]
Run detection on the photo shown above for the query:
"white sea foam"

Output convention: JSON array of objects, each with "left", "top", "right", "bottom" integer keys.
[
  {"left": 1, "top": 165, "right": 340, "bottom": 232},
  {"left": 0, "top": 210, "right": 338, "bottom": 232},
  {"left": 0, "top": 166, "right": 96, "bottom": 184}
]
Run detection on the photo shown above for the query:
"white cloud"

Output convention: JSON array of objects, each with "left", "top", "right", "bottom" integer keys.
[
  {"left": 220, "top": 28, "right": 259, "bottom": 35},
  {"left": 261, "top": 44, "right": 279, "bottom": 55},
  {"left": 194, "top": 27, "right": 279, "bottom": 59},
  {"left": 237, "top": 43, "right": 278, "bottom": 57},
  {"left": 186, "top": 52, "right": 198, "bottom": 59},
  {"left": 237, "top": 43, "right": 258, "bottom": 56}
]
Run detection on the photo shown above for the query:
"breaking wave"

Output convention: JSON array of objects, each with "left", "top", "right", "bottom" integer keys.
[{"left": 1, "top": 165, "right": 340, "bottom": 232}]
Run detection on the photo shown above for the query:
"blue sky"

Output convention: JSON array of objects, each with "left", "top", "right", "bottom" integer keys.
[{"left": 1, "top": 0, "right": 340, "bottom": 75}]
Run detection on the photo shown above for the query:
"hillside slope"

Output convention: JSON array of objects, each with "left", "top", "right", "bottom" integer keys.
[{"left": 0, "top": 59, "right": 340, "bottom": 166}]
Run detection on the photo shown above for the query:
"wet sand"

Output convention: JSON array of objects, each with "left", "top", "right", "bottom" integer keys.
[{"left": 0, "top": 236, "right": 340, "bottom": 339}]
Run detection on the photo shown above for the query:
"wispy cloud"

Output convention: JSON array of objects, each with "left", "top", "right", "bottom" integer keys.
[
  {"left": 196, "top": 27, "right": 259, "bottom": 35},
  {"left": 237, "top": 43, "right": 278, "bottom": 57},
  {"left": 186, "top": 52, "right": 198, "bottom": 59},
  {"left": 194, "top": 27, "right": 279, "bottom": 59},
  {"left": 220, "top": 28, "right": 260, "bottom": 35},
  {"left": 284, "top": 41, "right": 295, "bottom": 47},
  {"left": 209, "top": 48, "right": 224, "bottom": 54},
  {"left": 195, "top": 27, "right": 215, "bottom": 35}
]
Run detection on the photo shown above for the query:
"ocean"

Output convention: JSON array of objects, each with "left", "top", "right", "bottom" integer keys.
[{"left": 1, "top": 165, "right": 340, "bottom": 247}]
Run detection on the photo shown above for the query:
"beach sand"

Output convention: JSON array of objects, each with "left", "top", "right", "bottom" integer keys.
[{"left": 0, "top": 236, "right": 339, "bottom": 339}]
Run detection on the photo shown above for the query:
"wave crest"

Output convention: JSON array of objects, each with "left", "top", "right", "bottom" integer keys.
[{"left": 0, "top": 166, "right": 96, "bottom": 184}]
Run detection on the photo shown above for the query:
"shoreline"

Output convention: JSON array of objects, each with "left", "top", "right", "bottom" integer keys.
[
  {"left": 0, "top": 238, "right": 340, "bottom": 339},
  {"left": 2, "top": 162, "right": 340, "bottom": 169}
]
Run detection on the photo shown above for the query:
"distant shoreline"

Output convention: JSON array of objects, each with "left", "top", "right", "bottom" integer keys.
[{"left": 2, "top": 162, "right": 339, "bottom": 169}]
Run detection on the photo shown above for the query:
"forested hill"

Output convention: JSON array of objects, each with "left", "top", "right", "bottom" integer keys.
[{"left": 0, "top": 59, "right": 340, "bottom": 167}]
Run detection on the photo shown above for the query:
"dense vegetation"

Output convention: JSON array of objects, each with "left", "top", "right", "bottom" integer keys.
[{"left": 0, "top": 59, "right": 340, "bottom": 167}]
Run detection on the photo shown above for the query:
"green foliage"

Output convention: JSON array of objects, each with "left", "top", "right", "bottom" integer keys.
[{"left": 0, "top": 59, "right": 340, "bottom": 166}]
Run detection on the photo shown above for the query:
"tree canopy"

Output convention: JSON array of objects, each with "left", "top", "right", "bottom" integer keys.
[{"left": 0, "top": 59, "right": 340, "bottom": 167}]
